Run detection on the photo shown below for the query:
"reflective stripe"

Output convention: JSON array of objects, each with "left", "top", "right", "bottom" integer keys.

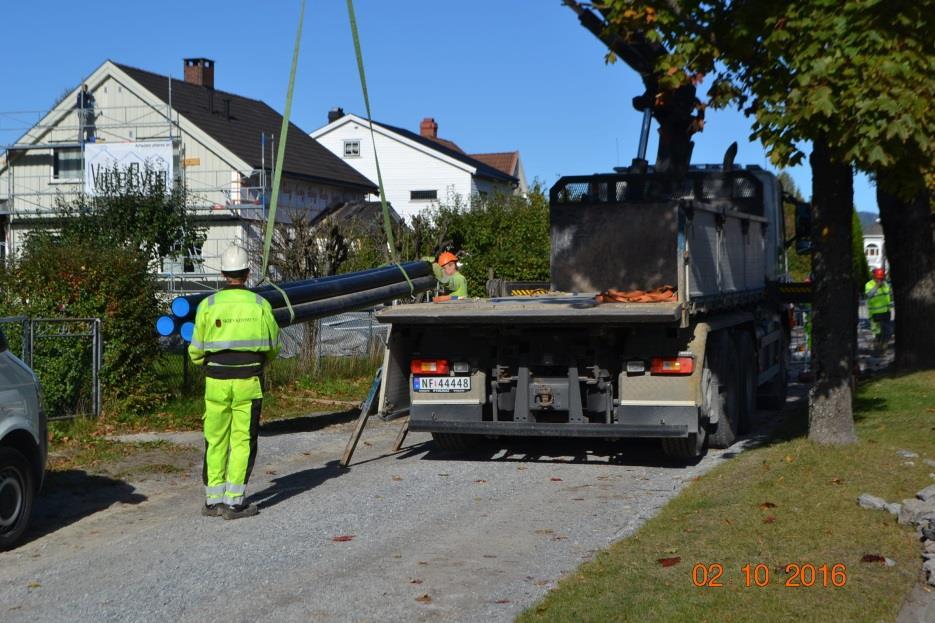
[
  {"left": 199, "top": 339, "right": 273, "bottom": 350},
  {"left": 207, "top": 295, "right": 216, "bottom": 306},
  {"left": 225, "top": 483, "right": 246, "bottom": 495},
  {"left": 222, "top": 493, "right": 245, "bottom": 506},
  {"left": 191, "top": 338, "right": 205, "bottom": 350},
  {"left": 205, "top": 484, "right": 226, "bottom": 495}
]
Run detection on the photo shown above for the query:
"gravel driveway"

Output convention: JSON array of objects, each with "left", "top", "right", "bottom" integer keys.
[{"left": 0, "top": 402, "right": 792, "bottom": 623}]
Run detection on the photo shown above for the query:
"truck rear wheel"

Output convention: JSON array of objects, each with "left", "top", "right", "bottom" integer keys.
[
  {"left": 661, "top": 424, "right": 706, "bottom": 461},
  {"left": 757, "top": 333, "right": 789, "bottom": 410},
  {"left": 735, "top": 332, "right": 757, "bottom": 434},
  {"left": 707, "top": 333, "right": 739, "bottom": 449},
  {"left": 431, "top": 432, "right": 477, "bottom": 452}
]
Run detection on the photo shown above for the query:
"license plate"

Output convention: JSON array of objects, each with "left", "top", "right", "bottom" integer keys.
[{"left": 413, "top": 376, "right": 471, "bottom": 393}]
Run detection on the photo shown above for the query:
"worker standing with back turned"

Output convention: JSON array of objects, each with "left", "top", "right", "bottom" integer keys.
[
  {"left": 425, "top": 251, "right": 468, "bottom": 303},
  {"left": 189, "top": 245, "right": 280, "bottom": 520},
  {"left": 864, "top": 267, "right": 893, "bottom": 352}
]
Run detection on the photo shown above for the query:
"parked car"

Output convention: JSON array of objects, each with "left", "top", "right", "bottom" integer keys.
[{"left": 0, "top": 326, "right": 47, "bottom": 550}]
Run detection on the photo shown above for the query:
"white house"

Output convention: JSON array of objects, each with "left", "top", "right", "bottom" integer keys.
[
  {"left": 310, "top": 111, "right": 523, "bottom": 221},
  {"left": 863, "top": 221, "right": 886, "bottom": 271},
  {"left": 0, "top": 59, "right": 376, "bottom": 279}
]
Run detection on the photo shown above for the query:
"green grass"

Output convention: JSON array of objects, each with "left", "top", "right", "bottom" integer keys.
[
  {"left": 48, "top": 417, "right": 180, "bottom": 473},
  {"left": 519, "top": 371, "right": 935, "bottom": 623},
  {"left": 44, "top": 355, "right": 379, "bottom": 473}
]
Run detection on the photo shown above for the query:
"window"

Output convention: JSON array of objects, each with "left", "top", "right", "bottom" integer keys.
[
  {"left": 865, "top": 243, "right": 879, "bottom": 258},
  {"left": 343, "top": 140, "right": 360, "bottom": 158},
  {"left": 410, "top": 190, "right": 437, "bottom": 201},
  {"left": 53, "top": 147, "right": 82, "bottom": 181}
]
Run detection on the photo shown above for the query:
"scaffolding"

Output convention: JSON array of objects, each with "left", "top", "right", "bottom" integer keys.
[{"left": 1, "top": 100, "right": 274, "bottom": 289}]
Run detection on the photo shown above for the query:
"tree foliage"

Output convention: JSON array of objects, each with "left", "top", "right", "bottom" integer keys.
[
  {"left": 299, "top": 186, "right": 552, "bottom": 297},
  {"left": 601, "top": 0, "right": 935, "bottom": 184},
  {"left": 0, "top": 181, "right": 201, "bottom": 415},
  {"left": 60, "top": 170, "right": 204, "bottom": 269}
]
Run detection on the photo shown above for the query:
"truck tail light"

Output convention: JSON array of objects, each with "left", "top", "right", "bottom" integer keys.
[
  {"left": 650, "top": 356, "right": 694, "bottom": 375},
  {"left": 411, "top": 359, "right": 450, "bottom": 375}
]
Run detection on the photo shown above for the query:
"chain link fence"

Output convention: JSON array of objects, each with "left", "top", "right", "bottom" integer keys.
[
  {"left": 0, "top": 316, "right": 102, "bottom": 419},
  {"left": 158, "top": 309, "right": 388, "bottom": 397}
]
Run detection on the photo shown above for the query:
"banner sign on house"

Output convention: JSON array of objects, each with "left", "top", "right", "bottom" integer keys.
[{"left": 84, "top": 141, "right": 173, "bottom": 195}]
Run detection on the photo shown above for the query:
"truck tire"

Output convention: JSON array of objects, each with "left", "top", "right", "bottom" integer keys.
[
  {"left": 661, "top": 424, "right": 706, "bottom": 461},
  {"left": 734, "top": 331, "right": 757, "bottom": 434},
  {"left": 757, "top": 333, "right": 789, "bottom": 410},
  {"left": 431, "top": 432, "right": 477, "bottom": 452},
  {"left": 707, "top": 333, "right": 739, "bottom": 449},
  {"left": 0, "top": 447, "right": 36, "bottom": 551}
]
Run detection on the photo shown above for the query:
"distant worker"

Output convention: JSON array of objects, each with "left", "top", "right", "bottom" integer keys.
[
  {"left": 426, "top": 251, "right": 468, "bottom": 303},
  {"left": 76, "top": 84, "right": 96, "bottom": 143},
  {"left": 188, "top": 245, "right": 279, "bottom": 520},
  {"left": 864, "top": 267, "right": 893, "bottom": 350}
]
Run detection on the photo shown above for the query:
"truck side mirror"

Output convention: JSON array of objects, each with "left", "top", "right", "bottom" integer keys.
[{"left": 794, "top": 202, "right": 812, "bottom": 255}]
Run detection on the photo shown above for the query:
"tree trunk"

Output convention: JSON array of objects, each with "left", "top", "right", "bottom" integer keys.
[
  {"left": 876, "top": 174, "right": 935, "bottom": 370},
  {"left": 808, "top": 139, "right": 858, "bottom": 445}
]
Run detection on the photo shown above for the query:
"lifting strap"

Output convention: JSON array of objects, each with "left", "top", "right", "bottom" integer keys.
[{"left": 256, "top": 0, "right": 307, "bottom": 324}]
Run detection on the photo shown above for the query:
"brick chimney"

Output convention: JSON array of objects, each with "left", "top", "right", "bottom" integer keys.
[
  {"left": 184, "top": 58, "right": 215, "bottom": 88},
  {"left": 328, "top": 107, "right": 345, "bottom": 123},
  {"left": 419, "top": 117, "right": 438, "bottom": 139}
]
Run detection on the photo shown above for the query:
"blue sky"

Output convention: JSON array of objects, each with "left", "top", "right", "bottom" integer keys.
[{"left": 0, "top": 0, "right": 876, "bottom": 212}]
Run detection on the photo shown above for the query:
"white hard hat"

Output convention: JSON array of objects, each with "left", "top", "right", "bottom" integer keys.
[{"left": 220, "top": 244, "right": 249, "bottom": 272}]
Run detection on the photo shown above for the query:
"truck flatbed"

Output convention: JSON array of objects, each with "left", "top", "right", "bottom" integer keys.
[{"left": 377, "top": 294, "right": 683, "bottom": 325}]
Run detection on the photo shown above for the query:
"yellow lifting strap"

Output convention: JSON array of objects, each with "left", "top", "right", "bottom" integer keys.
[{"left": 256, "top": 0, "right": 308, "bottom": 323}]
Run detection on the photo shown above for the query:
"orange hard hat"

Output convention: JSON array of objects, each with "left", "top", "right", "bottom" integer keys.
[
  {"left": 437, "top": 251, "right": 458, "bottom": 266},
  {"left": 872, "top": 267, "right": 885, "bottom": 279}
]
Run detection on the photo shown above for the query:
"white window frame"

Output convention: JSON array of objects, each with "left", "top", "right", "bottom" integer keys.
[{"left": 343, "top": 139, "right": 361, "bottom": 158}]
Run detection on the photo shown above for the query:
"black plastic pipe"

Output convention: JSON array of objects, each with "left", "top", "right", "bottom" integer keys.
[
  {"left": 272, "top": 274, "right": 437, "bottom": 327},
  {"left": 170, "top": 261, "right": 432, "bottom": 321}
]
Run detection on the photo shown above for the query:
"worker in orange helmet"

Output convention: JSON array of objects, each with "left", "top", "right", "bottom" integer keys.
[{"left": 422, "top": 250, "right": 468, "bottom": 302}]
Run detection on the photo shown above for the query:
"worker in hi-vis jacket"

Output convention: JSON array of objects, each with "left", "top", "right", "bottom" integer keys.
[{"left": 188, "top": 245, "right": 279, "bottom": 520}]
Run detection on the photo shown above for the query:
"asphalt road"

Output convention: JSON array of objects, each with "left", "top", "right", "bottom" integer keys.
[{"left": 0, "top": 402, "right": 794, "bottom": 623}]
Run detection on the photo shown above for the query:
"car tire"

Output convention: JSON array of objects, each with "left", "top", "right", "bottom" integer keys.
[{"left": 0, "top": 447, "right": 36, "bottom": 551}]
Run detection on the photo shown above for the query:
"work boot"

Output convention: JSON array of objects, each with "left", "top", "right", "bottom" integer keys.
[
  {"left": 201, "top": 503, "right": 223, "bottom": 517},
  {"left": 222, "top": 502, "right": 259, "bottom": 520}
]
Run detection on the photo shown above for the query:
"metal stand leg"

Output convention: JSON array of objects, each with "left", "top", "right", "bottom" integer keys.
[
  {"left": 392, "top": 417, "right": 410, "bottom": 452},
  {"left": 339, "top": 367, "right": 382, "bottom": 468}
]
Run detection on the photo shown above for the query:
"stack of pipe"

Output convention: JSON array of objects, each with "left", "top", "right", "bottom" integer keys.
[{"left": 156, "top": 261, "right": 435, "bottom": 341}]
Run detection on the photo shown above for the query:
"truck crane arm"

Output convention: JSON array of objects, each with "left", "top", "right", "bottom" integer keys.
[{"left": 562, "top": 0, "right": 702, "bottom": 179}]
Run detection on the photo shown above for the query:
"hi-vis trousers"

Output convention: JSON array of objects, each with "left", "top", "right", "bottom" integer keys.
[{"left": 202, "top": 376, "right": 262, "bottom": 507}]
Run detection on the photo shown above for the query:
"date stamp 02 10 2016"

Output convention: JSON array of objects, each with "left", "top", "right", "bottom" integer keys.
[{"left": 692, "top": 563, "right": 848, "bottom": 588}]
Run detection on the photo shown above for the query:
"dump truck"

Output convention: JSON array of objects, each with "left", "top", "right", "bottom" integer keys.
[{"left": 375, "top": 163, "right": 796, "bottom": 460}]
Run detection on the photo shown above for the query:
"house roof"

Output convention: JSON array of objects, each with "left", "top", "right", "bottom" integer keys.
[
  {"left": 311, "top": 200, "right": 402, "bottom": 233},
  {"left": 863, "top": 222, "right": 884, "bottom": 236},
  {"left": 368, "top": 120, "right": 518, "bottom": 185},
  {"left": 469, "top": 151, "right": 519, "bottom": 177},
  {"left": 429, "top": 137, "right": 465, "bottom": 154},
  {"left": 115, "top": 63, "right": 376, "bottom": 192}
]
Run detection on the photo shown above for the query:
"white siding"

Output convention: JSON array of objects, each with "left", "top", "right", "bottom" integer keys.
[{"left": 313, "top": 117, "right": 478, "bottom": 221}]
